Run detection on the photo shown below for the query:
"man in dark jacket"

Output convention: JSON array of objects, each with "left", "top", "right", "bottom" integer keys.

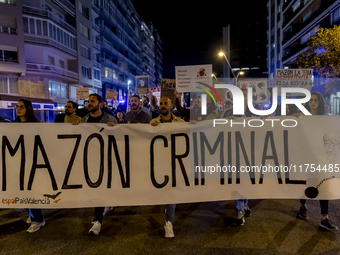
[
  {"left": 71, "top": 93, "right": 116, "bottom": 236},
  {"left": 174, "top": 91, "right": 206, "bottom": 122},
  {"left": 76, "top": 100, "right": 89, "bottom": 118},
  {"left": 55, "top": 101, "right": 82, "bottom": 123},
  {"left": 124, "top": 95, "right": 151, "bottom": 123}
]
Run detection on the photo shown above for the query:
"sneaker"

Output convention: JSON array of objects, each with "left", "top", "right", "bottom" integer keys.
[
  {"left": 89, "top": 221, "right": 101, "bottom": 235},
  {"left": 26, "top": 216, "right": 31, "bottom": 224},
  {"left": 297, "top": 205, "right": 309, "bottom": 220},
  {"left": 103, "top": 207, "right": 113, "bottom": 216},
  {"left": 164, "top": 221, "right": 175, "bottom": 238},
  {"left": 26, "top": 221, "right": 45, "bottom": 233},
  {"left": 236, "top": 210, "right": 245, "bottom": 226},
  {"left": 320, "top": 218, "right": 338, "bottom": 231},
  {"left": 244, "top": 206, "right": 251, "bottom": 217}
]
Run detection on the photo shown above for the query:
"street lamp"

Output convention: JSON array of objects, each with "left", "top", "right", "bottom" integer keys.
[
  {"left": 211, "top": 73, "right": 218, "bottom": 82},
  {"left": 219, "top": 52, "right": 236, "bottom": 84},
  {"left": 235, "top": 71, "right": 244, "bottom": 87}
]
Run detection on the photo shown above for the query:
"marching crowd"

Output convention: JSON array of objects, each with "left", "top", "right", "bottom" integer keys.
[{"left": 5, "top": 89, "right": 338, "bottom": 237}]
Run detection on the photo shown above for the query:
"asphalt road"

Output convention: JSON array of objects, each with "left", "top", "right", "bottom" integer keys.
[{"left": 1, "top": 199, "right": 340, "bottom": 255}]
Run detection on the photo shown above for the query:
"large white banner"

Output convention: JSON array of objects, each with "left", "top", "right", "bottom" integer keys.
[{"left": 1, "top": 117, "right": 340, "bottom": 208}]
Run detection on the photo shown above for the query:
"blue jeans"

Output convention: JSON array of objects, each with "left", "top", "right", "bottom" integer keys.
[
  {"left": 28, "top": 209, "right": 44, "bottom": 223},
  {"left": 165, "top": 204, "right": 176, "bottom": 223},
  {"left": 236, "top": 199, "right": 248, "bottom": 212}
]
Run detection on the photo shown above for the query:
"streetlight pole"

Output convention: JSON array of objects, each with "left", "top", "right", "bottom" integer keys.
[
  {"left": 235, "top": 71, "right": 244, "bottom": 87},
  {"left": 219, "top": 52, "right": 236, "bottom": 84}
]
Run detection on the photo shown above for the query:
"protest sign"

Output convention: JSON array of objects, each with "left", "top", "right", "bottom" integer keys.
[
  {"left": 76, "top": 87, "right": 89, "bottom": 100},
  {"left": 106, "top": 89, "right": 118, "bottom": 100},
  {"left": 161, "top": 79, "right": 176, "bottom": 105},
  {"left": 136, "top": 76, "right": 149, "bottom": 94},
  {"left": 239, "top": 79, "right": 269, "bottom": 104},
  {"left": 175, "top": 65, "right": 212, "bottom": 93},
  {"left": 275, "top": 69, "right": 313, "bottom": 95}
]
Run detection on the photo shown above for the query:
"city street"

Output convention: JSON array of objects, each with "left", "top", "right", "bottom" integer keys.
[{"left": 1, "top": 199, "right": 340, "bottom": 255}]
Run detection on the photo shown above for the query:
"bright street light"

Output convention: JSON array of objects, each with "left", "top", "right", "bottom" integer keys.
[
  {"left": 211, "top": 73, "right": 218, "bottom": 81},
  {"left": 235, "top": 71, "right": 245, "bottom": 87},
  {"left": 218, "top": 52, "right": 236, "bottom": 84}
]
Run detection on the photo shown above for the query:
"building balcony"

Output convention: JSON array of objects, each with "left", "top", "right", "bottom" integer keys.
[
  {"left": 101, "top": 76, "right": 129, "bottom": 88},
  {"left": 0, "top": 26, "right": 16, "bottom": 35},
  {"left": 99, "top": 57, "right": 119, "bottom": 70},
  {"left": 22, "top": 5, "right": 76, "bottom": 34},
  {"left": 51, "top": 0, "right": 76, "bottom": 16},
  {"left": 94, "top": 79, "right": 102, "bottom": 87},
  {"left": 282, "top": 3, "right": 334, "bottom": 46},
  {"left": 98, "top": 37, "right": 115, "bottom": 52},
  {"left": 24, "top": 35, "right": 77, "bottom": 57},
  {"left": 282, "top": 42, "right": 308, "bottom": 63},
  {"left": 142, "top": 42, "right": 155, "bottom": 58},
  {"left": 282, "top": 0, "right": 336, "bottom": 29},
  {"left": 0, "top": 0, "right": 16, "bottom": 5},
  {"left": 99, "top": 6, "right": 110, "bottom": 19},
  {"left": 92, "top": 23, "right": 100, "bottom": 33},
  {"left": 94, "top": 61, "right": 101, "bottom": 69},
  {"left": 99, "top": 24, "right": 141, "bottom": 63},
  {"left": 91, "top": 2, "right": 99, "bottom": 13},
  {"left": 99, "top": 23, "right": 113, "bottom": 38},
  {"left": 26, "top": 62, "right": 78, "bottom": 80},
  {"left": 93, "top": 42, "right": 101, "bottom": 51}
]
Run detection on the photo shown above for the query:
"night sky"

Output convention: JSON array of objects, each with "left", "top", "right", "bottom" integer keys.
[{"left": 131, "top": 1, "right": 243, "bottom": 79}]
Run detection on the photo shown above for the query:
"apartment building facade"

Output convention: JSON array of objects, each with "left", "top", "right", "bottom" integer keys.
[
  {"left": 140, "top": 20, "right": 155, "bottom": 88},
  {"left": 0, "top": 0, "right": 162, "bottom": 107},
  {"left": 148, "top": 21, "right": 162, "bottom": 87},
  {"left": 267, "top": 0, "right": 340, "bottom": 78},
  {"left": 18, "top": 0, "right": 98, "bottom": 106},
  {"left": 0, "top": 0, "right": 29, "bottom": 106}
]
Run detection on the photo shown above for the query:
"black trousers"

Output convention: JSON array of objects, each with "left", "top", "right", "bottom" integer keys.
[
  {"left": 300, "top": 199, "right": 328, "bottom": 215},
  {"left": 93, "top": 207, "right": 105, "bottom": 223}
]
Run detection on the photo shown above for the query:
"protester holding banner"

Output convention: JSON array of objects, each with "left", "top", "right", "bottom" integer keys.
[
  {"left": 294, "top": 92, "right": 338, "bottom": 231},
  {"left": 150, "top": 96, "right": 185, "bottom": 238},
  {"left": 124, "top": 95, "right": 151, "bottom": 124},
  {"left": 14, "top": 99, "right": 46, "bottom": 233},
  {"left": 222, "top": 89, "right": 253, "bottom": 226},
  {"left": 55, "top": 101, "right": 82, "bottom": 123},
  {"left": 72, "top": 93, "right": 116, "bottom": 235}
]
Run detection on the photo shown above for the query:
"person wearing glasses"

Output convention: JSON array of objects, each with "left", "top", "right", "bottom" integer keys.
[
  {"left": 294, "top": 92, "right": 338, "bottom": 231},
  {"left": 55, "top": 101, "right": 82, "bottom": 123},
  {"left": 14, "top": 99, "right": 46, "bottom": 233}
]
